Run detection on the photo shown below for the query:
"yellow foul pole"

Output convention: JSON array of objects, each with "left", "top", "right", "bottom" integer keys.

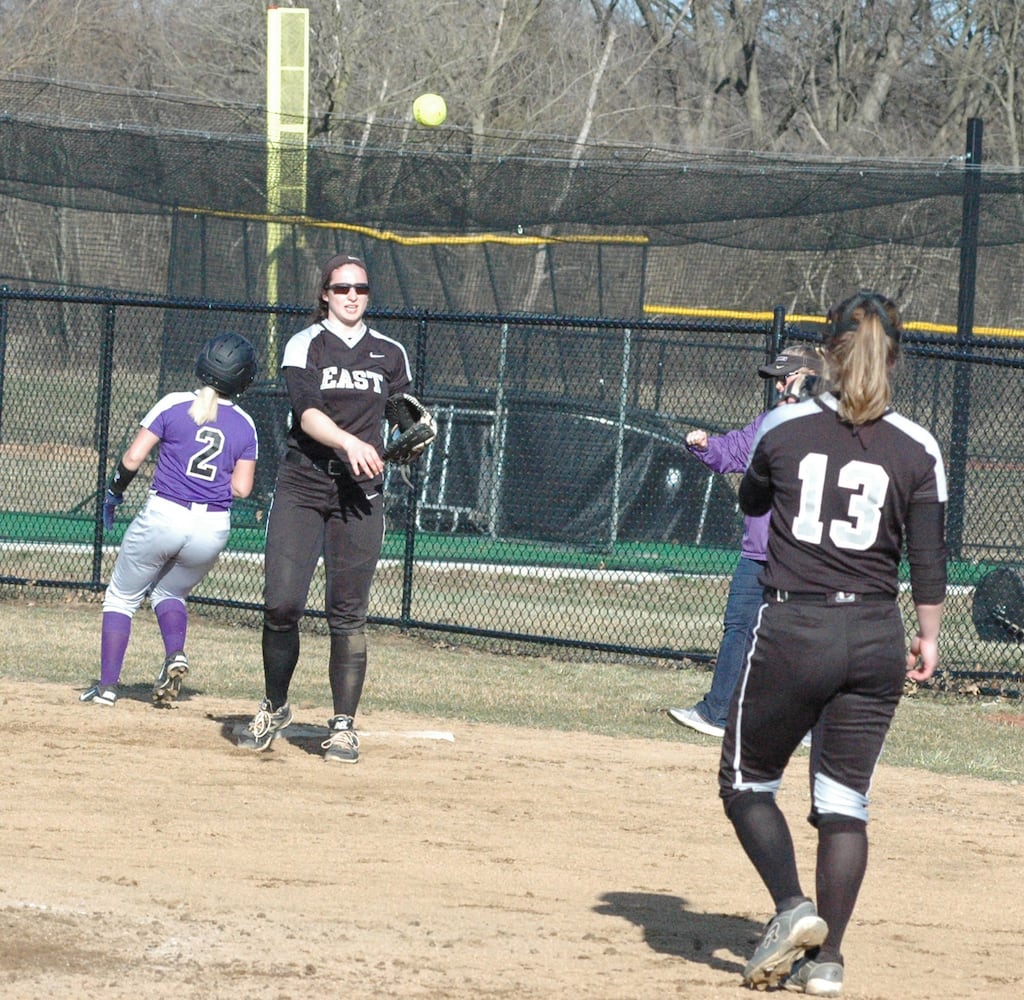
[{"left": 266, "top": 6, "right": 309, "bottom": 374}]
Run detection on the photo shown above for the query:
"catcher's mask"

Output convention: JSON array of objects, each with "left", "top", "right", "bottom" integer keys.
[
  {"left": 826, "top": 290, "right": 902, "bottom": 346},
  {"left": 195, "top": 332, "right": 258, "bottom": 398}
]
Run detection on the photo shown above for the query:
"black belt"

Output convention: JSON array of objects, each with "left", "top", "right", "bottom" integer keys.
[
  {"left": 283, "top": 449, "right": 349, "bottom": 478},
  {"left": 765, "top": 588, "right": 893, "bottom": 606}
]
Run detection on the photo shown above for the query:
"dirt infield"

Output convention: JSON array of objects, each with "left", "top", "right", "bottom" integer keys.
[{"left": 1, "top": 679, "right": 1020, "bottom": 1000}]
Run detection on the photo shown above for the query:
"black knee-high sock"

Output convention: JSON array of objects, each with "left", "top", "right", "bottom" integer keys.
[
  {"left": 814, "top": 817, "right": 867, "bottom": 962},
  {"left": 328, "top": 631, "right": 367, "bottom": 719},
  {"left": 726, "top": 791, "right": 805, "bottom": 909},
  {"left": 262, "top": 623, "right": 300, "bottom": 709}
]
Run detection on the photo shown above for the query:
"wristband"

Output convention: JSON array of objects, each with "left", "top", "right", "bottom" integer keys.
[{"left": 108, "top": 460, "right": 138, "bottom": 497}]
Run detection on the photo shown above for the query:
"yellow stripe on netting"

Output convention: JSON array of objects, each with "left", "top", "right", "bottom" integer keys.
[
  {"left": 906, "top": 319, "right": 1024, "bottom": 337},
  {"left": 644, "top": 305, "right": 1024, "bottom": 339},
  {"left": 644, "top": 305, "right": 786, "bottom": 322},
  {"left": 176, "top": 207, "right": 649, "bottom": 247}
]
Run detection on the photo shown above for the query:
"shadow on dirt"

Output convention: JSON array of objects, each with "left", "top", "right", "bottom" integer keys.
[
  {"left": 594, "top": 890, "right": 761, "bottom": 974},
  {"left": 206, "top": 712, "right": 328, "bottom": 757}
]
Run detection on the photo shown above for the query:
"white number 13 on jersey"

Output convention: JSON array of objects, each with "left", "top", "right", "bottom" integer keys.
[{"left": 791, "top": 453, "right": 890, "bottom": 551}]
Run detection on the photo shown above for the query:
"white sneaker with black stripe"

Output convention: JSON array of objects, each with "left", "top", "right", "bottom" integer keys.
[{"left": 80, "top": 683, "right": 118, "bottom": 707}]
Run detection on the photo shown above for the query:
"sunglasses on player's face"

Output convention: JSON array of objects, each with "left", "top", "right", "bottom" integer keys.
[{"left": 327, "top": 282, "right": 370, "bottom": 296}]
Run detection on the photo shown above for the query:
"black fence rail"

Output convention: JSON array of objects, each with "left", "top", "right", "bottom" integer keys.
[{"left": 3, "top": 287, "right": 1024, "bottom": 687}]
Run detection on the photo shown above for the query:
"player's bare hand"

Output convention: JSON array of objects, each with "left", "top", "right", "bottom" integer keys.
[
  {"left": 341, "top": 439, "right": 384, "bottom": 479},
  {"left": 686, "top": 429, "right": 708, "bottom": 451},
  {"left": 905, "top": 633, "right": 938, "bottom": 682}
]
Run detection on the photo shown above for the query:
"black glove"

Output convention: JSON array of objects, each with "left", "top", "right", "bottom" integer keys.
[
  {"left": 383, "top": 393, "right": 437, "bottom": 465},
  {"left": 102, "top": 490, "right": 123, "bottom": 531}
]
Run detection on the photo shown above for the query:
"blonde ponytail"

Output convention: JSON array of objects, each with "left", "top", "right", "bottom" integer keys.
[
  {"left": 188, "top": 385, "right": 221, "bottom": 425},
  {"left": 824, "top": 291, "right": 902, "bottom": 426},
  {"left": 828, "top": 318, "right": 892, "bottom": 423}
]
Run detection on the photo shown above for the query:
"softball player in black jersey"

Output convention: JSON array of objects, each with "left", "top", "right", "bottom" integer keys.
[
  {"left": 237, "top": 254, "right": 412, "bottom": 763},
  {"left": 719, "top": 292, "right": 947, "bottom": 996}
]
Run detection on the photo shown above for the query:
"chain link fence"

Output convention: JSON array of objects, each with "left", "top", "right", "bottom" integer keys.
[{"left": 2, "top": 287, "right": 1024, "bottom": 688}]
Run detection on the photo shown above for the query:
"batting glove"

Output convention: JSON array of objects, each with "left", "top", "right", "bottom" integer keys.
[{"left": 102, "top": 490, "right": 123, "bottom": 531}]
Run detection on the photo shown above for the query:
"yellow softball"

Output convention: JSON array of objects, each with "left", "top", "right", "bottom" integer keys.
[{"left": 413, "top": 93, "right": 447, "bottom": 127}]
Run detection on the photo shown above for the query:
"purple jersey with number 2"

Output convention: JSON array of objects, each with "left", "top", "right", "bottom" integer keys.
[{"left": 142, "top": 391, "right": 259, "bottom": 507}]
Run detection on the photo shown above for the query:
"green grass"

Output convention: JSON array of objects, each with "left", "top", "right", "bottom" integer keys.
[
  {"left": 5, "top": 538, "right": 1024, "bottom": 675},
  {"left": 2, "top": 593, "right": 1020, "bottom": 784}
]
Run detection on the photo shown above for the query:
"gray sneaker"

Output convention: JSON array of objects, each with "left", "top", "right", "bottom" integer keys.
[
  {"left": 743, "top": 900, "right": 828, "bottom": 989},
  {"left": 237, "top": 698, "right": 293, "bottom": 751},
  {"left": 322, "top": 714, "right": 360, "bottom": 764},
  {"left": 667, "top": 705, "right": 725, "bottom": 739},
  {"left": 80, "top": 682, "right": 118, "bottom": 707},
  {"left": 784, "top": 955, "right": 844, "bottom": 996},
  {"left": 153, "top": 650, "right": 190, "bottom": 705}
]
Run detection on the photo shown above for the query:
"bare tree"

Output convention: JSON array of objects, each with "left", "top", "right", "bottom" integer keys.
[
  {"left": 952, "top": 2, "right": 1024, "bottom": 168},
  {"left": 0, "top": 0, "right": 91, "bottom": 76},
  {"left": 5, "top": 0, "right": 1024, "bottom": 166}
]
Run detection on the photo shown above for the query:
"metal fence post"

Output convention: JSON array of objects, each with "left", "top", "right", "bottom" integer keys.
[
  {"left": 764, "top": 306, "right": 787, "bottom": 410},
  {"left": 399, "top": 311, "right": 430, "bottom": 627},
  {"left": 947, "top": 117, "right": 984, "bottom": 559},
  {"left": 0, "top": 286, "right": 8, "bottom": 444},
  {"left": 489, "top": 322, "right": 510, "bottom": 539},
  {"left": 608, "top": 326, "right": 632, "bottom": 550},
  {"left": 91, "top": 296, "right": 118, "bottom": 589}
]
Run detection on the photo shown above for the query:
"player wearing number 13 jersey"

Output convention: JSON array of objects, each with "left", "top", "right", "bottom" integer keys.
[
  {"left": 718, "top": 293, "right": 947, "bottom": 996},
  {"left": 746, "top": 381, "right": 945, "bottom": 600}
]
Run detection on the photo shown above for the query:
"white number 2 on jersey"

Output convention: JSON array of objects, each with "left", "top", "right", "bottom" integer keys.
[
  {"left": 187, "top": 427, "right": 226, "bottom": 482},
  {"left": 792, "top": 453, "right": 890, "bottom": 551}
]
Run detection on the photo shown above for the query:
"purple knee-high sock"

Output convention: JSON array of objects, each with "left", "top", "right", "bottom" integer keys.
[
  {"left": 154, "top": 599, "right": 188, "bottom": 656},
  {"left": 100, "top": 611, "right": 132, "bottom": 686}
]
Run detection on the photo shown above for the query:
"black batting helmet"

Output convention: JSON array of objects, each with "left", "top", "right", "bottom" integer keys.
[{"left": 194, "top": 333, "right": 258, "bottom": 398}]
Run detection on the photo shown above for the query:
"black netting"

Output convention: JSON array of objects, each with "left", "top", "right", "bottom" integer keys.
[{"left": 2, "top": 78, "right": 1024, "bottom": 330}]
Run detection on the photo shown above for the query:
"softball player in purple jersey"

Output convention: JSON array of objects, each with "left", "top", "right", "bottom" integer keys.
[
  {"left": 668, "top": 346, "right": 822, "bottom": 738},
  {"left": 719, "top": 292, "right": 947, "bottom": 996},
  {"left": 237, "top": 254, "right": 412, "bottom": 764},
  {"left": 80, "top": 333, "right": 259, "bottom": 708}
]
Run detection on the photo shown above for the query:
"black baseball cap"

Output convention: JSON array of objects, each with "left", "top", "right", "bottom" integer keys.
[{"left": 758, "top": 351, "right": 822, "bottom": 379}]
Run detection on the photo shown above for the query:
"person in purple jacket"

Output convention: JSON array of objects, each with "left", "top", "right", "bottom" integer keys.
[
  {"left": 668, "top": 345, "right": 822, "bottom": 738},
  {"left": 80, "top": 333, "right": 259, "bottom": 708}
]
